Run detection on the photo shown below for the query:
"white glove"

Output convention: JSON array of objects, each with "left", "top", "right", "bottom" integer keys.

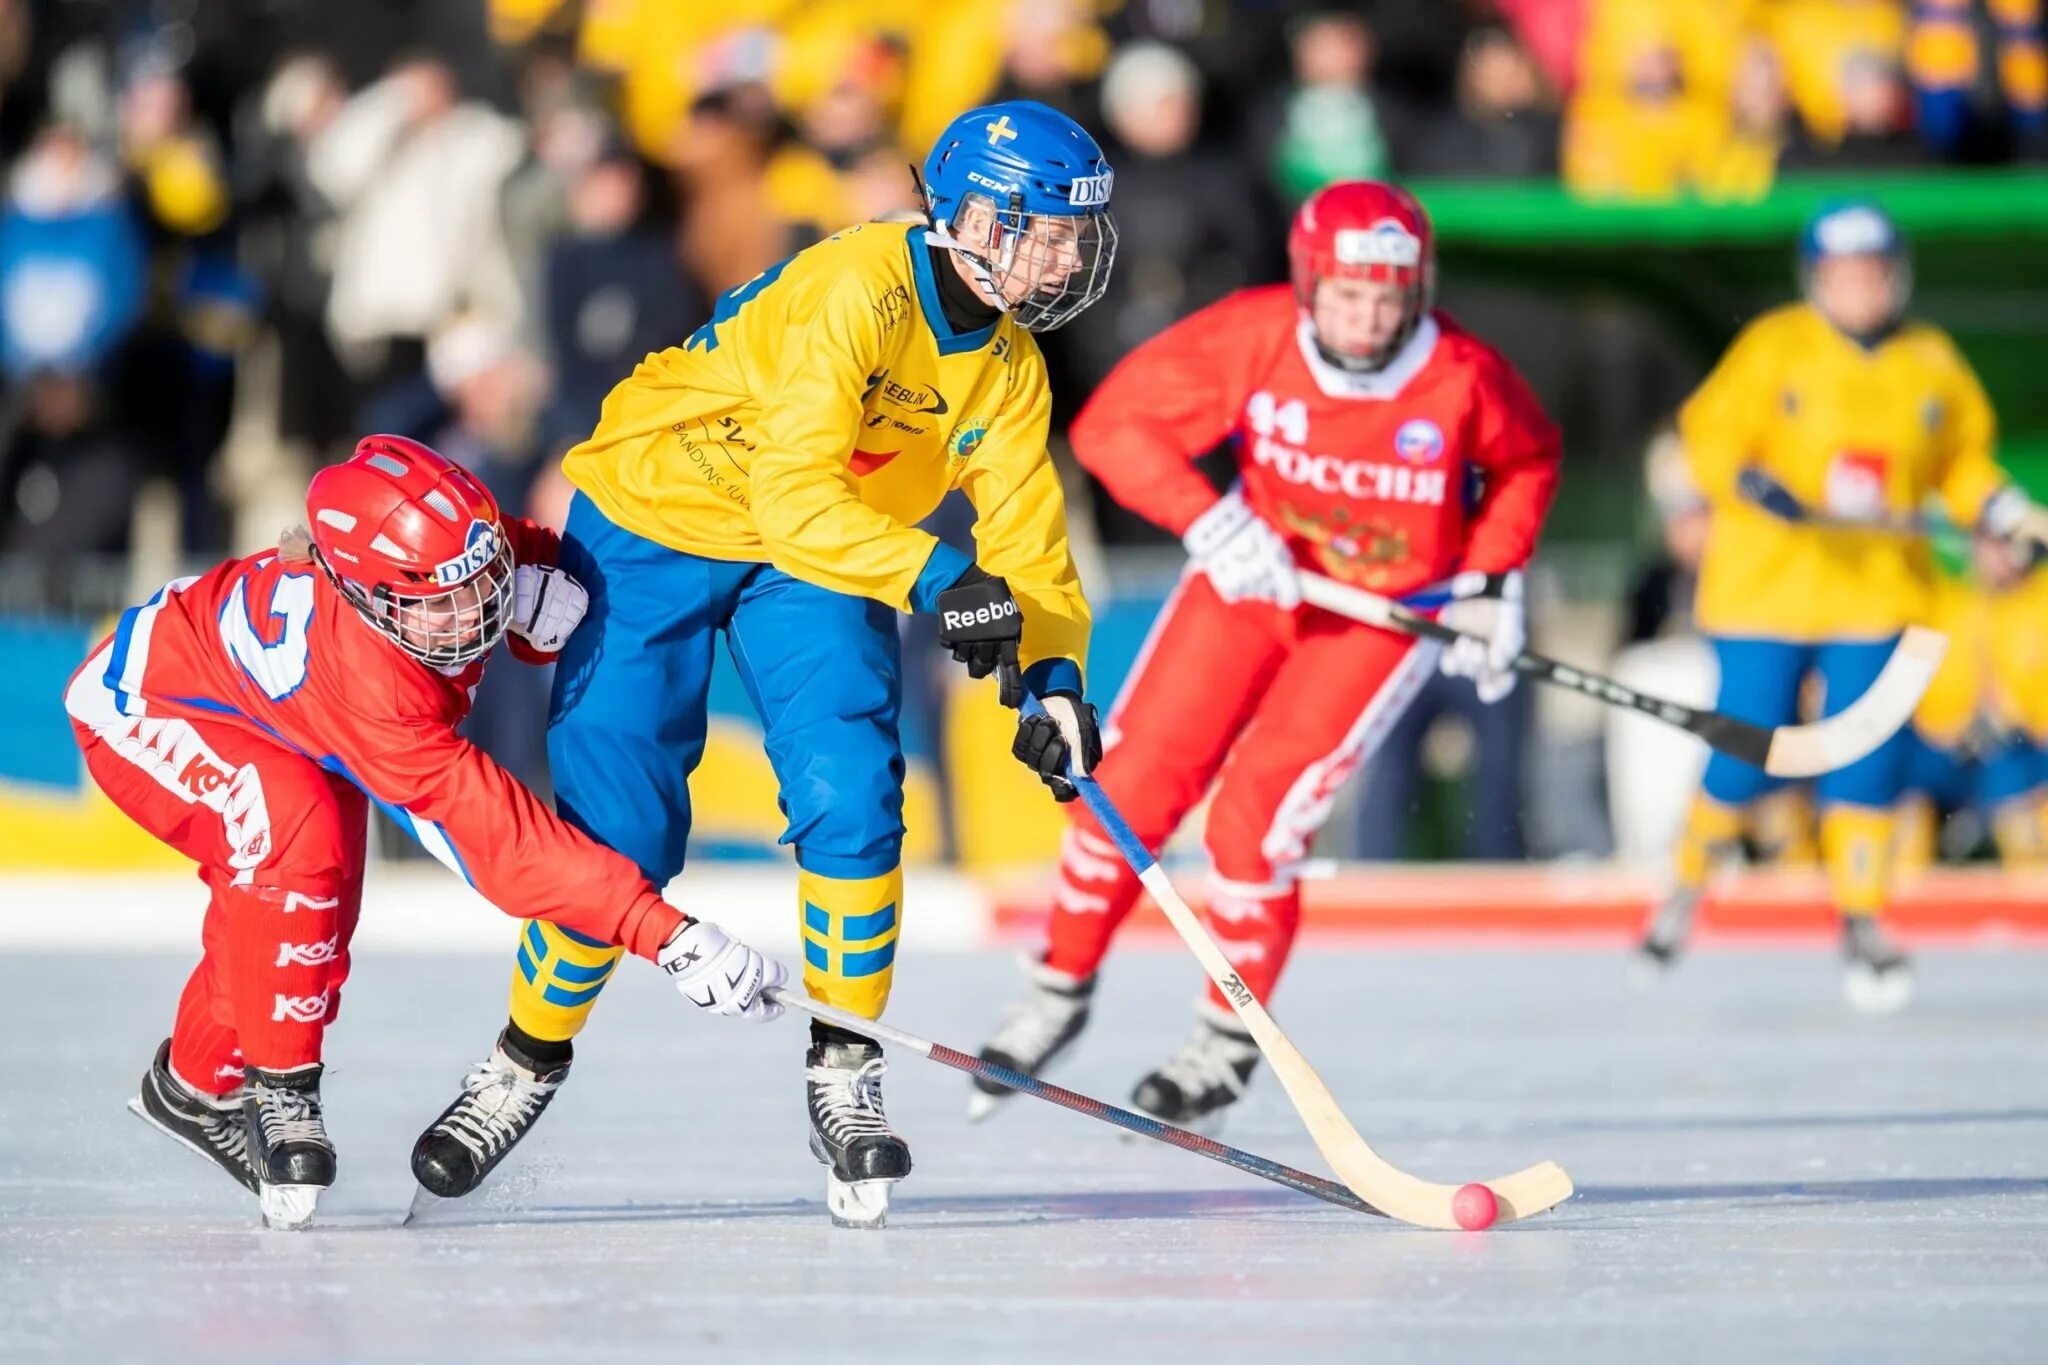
[
  {"left": 1182, "top": 491, "right": 1301, "bottom": 609},
  {"left": 657, "top": 918, "right": 788, "bottom": 1022},
  {"left": 1436, "top": 569, "right": 1525, "bottom": 705},
  {"left": 511, "top": 563, "right": 589, "bottom": 655}
]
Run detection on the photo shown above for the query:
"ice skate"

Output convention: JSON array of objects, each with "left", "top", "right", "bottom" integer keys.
[
  {"left": 1630, "top": 886, "right": 1700, "bottom": 984},
  {"left": 1842, "top": 916, "right": 1913, "bottom": 1014},
  {"left": 806, "top": 1034, "right": 911, "bottom": 1229},
  {"left": 1130, "top": 1011, "right": 1260, "bottom": 1135},
  {"left": 245, "top": 1065, "right": 334, "bottom": 1230},
  {"left": 126, "top": 1038, "right": 259, "bottom": 1195},
  {"left": 408, "top": 1030, "right": 570, "bottom": 1219},
  {"left": 967, "top": 959, "right": 1094, "bottom": 1120}
]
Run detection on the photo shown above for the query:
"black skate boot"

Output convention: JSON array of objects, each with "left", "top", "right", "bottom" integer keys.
[
  {"left": 1131, "top": 1010, "right": 1260, "bottom": 1135},
  {"left": 127, "top": 1038, "right": 259, "bottom": 1195},
  {"left": 244, "top": 1064, "right": 335, "bottom": 1230},
  {"left": 1842, "top": 915, "right": 1913, "bottom": 1013},
  {"left": 408, "top": 1030, "right": 570, "bottom": 1220},
  {"left": 968, "top": 959, "right": 1095, "bottom": 1120},
  {"left": 1630, "top": 886, "right": 1701, "bottom": 983},
  {"left": 806, "top": 1027, "right": 912, "bottom": 1230}
]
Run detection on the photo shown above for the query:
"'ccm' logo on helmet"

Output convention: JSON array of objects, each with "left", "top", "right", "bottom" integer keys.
[
  {"left": 1067, "top": 171, "right": 1113, "bottom": 207},
  {"left": 1334, "top": 220, "right": 1421, "bottom": 268},
  {"left": 435, "top": 520, "right": 500, "bottom": 586}
]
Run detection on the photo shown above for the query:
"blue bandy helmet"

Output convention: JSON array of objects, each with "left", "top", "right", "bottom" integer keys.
[
  {"left": 1798, "top": 199, "right": 1911, "bottom": 328},
  {"left": 922, "top": 100, "right": 1117, "bottom": 333}
]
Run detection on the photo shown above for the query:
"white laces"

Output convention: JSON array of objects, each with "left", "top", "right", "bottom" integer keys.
[
  {"left": 255, "top": 1085, "right": 326, "bottom": 1147},
  {"left": 810, "top": 1056, "right": 891, "bottom": 1143},
  {"left": 1156, "top": 1029, "right": 1254, "bottom": 1100},
  {"left": 988, "top": 988, "right": 1084, "bottom": 1062},
  {"left": 435, "top": 1052, "right": 562, "bottom": 1163}
]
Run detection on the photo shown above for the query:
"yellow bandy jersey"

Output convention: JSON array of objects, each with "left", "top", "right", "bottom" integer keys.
[
  {"left": 1682, "top": 302, "right": 2004, "bottom": 640},
  {"left": 563, "top": 220, "right": 1088, "bottom": 682}
]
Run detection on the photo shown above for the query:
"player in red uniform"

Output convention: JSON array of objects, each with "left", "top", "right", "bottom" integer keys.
[
  {"left": 972, "top": 182, "right": 1561, "bottom": 1129},
  {"left": 65, "top": 435, "right": 785, "bottom": 1229}
]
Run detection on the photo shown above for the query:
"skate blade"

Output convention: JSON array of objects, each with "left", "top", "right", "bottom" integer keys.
[
  {"left": 259, "top": 1183, "right": 321, "bottom": 1231},
  {"left": 1844, "top": 964, "right": 1914, "bottom": 1014},
  {"left": 401, "top": 1186, "right": 445, "bottom": 1227},
  {"left": 1627, "top": 946, "right": 1679, "bottom": 990},
  {"left": 965, "top": 1089, "right": 1005, "bottom": 1122},
  {"left": 825, "top": 1175, "right": 892, "bottom": 1230},
  {"left": 126, "top": 1095, "right": 260, "bottom": 1195}
]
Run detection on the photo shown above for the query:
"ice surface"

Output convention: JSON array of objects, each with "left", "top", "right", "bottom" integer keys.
[{"left": 4, "top": 944, "right": 2047, "bottom": 1363}]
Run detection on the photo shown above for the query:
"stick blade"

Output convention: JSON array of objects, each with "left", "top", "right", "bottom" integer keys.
[{"left": 1762, "top": 626, "right": 1946, "bottom": 778}]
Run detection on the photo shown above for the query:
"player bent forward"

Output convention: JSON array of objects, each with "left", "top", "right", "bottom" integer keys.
[{"left": 67, "top": 436, "right": 784, "bottom": 1229}]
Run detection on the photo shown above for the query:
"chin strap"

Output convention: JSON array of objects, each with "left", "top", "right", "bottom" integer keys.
[{"left": 924, "top": 224, "right": 1016, "bottom": 318}]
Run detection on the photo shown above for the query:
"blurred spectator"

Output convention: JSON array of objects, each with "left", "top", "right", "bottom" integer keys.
[
  {"left": 674, "top": 85, "right": 792, "bottom": 296},
  {"left": 1072, "top": 43, "right": 1270, "bottom": 396},
  {"left": 1563, "top": 18, "right": 1724, "bottom": 200},
  {"left": 1767, "top": 0, "right": 1908, "bottom": 150},
  {"left": 0, "top": 369, "right": 142, "bottom": 593},
  {"left": 1264, "top": 12, "right": 1391, "bottom": 205},
  {"left": 499, "top": 45, "right": 611, "bottom": 349},
  {"left": 893, "top": 0, "right": 1106, "bottom": 153},
  {"left": 1697, "top": 39, "right": 1819, "bottom": 201},
  {"left": 237, "top": 52, "right": 352, "bottom": 458},
  {"left": 114, "top": 52, "right": 255, "bottom": 553},
  {"left": 1788, "top": 49, "right": 1921, "bottom": 168},
  {"left": 117, "top": 52, "right": 229, "bottom": 242},
  {"left": 541, "top": 139, "right": 706, "bottom": 453},
  {"left": 1910, "top": 0, "right": 2047, "bottom": 161},
  {"left": 768, "top": 29, "right": 915, "bottom": 243},
  {"left": 0, "top": 126, "right": 144, "bottom": 379},
  {"left": 424, "top": 311, "right": 552, "bottom": 793},
  {"left": 308, "top": 57, "right": 525, "bottom": 419},
  {"left": 1407, "top": 25, "right": 1561, "bottom": 178},
  {"left": 1495, "top": 0, "right": 1592, "bottom": 97}
]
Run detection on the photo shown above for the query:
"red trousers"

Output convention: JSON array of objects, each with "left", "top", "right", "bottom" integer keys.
[
  {"left": 73, "top": 709, "right": 365, "bottom": 1095},
  {"left": 1045, "top": 571, "right": 1438, "bottom": 1011}
]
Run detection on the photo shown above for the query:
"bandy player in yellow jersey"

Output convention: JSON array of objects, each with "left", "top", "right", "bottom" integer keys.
[
  {"left": 1634, "top": 201, "right": 2036, "bottom": 1011},
  {"left": 405, "top": 102, "right": 1116, "bottom": 1227}
]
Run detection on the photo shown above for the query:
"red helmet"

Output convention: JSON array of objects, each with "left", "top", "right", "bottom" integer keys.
[
  {"left": 1287, "top": 180, "right": 1436, "bottom": 372},
  {"left": 305, "top": 435, "right": 513, "bottom": 668}
]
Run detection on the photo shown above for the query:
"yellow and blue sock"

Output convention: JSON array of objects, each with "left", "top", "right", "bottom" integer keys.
[
  {"left": 798, "top": 865, "right": 903, "bottom": 1022},
  {"left": 507, "top": 919, "right": 625, "bottom": 1045}
]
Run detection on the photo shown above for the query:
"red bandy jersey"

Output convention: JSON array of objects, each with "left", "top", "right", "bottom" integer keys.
[
  {"left": 62, "top": 520, "right": 683, "bottom": 960},
  {"left": 1073, "top": 285, "right": 1561, "bottom": 595}
]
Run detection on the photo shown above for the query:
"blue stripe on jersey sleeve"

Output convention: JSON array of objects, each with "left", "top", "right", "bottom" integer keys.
[{"left": 685, "top": 254, "right": 797, "bottom": 353}]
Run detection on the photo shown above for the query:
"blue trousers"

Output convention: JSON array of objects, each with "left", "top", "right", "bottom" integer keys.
[
  {"left": 546, "top": 493, "right": 907, "bottom": 883},
  {"left": 1702, "top": 636, "right": 1908, "bottom": 809}
]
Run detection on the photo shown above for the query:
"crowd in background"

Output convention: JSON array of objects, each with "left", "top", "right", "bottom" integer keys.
[
  {"left": 0, "top": 0, "right": 2041, "bottom": 860},
  {"left": 3, "top": 0, "right": 2043, "bottom": 601}
]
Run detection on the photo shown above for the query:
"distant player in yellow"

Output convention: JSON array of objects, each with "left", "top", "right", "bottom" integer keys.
[
  {"left": 407, "top": 102, "right": 1117, "bottom": 1227},
  {"left": 1633, "top": 201, "right": 2034, "bottom": 1011}
]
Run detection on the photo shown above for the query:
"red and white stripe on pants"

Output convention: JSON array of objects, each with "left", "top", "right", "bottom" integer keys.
[
  {"left": 1045, "top": 570, "right": 1438, "bottom": 1011},
  {"left": 67, "top": 656, "right": 365, "bottom": 1093}
]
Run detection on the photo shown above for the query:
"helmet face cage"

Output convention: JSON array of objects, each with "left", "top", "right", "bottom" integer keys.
[
  {"left": 320, "top": 534, "right": 513, "bottom": 669},
  {"left": 944, "top": 190, "right": 1118, "bottom": 333},
  {"left": 1291, "top": 210, "right": 1435, "bottom": 372}
]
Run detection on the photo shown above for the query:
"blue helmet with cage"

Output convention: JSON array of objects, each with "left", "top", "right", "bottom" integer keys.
[
  {"left": 1797, "top": 200, "right": 1911, "bottom": 334},
  {"left": 922, "top": 100, "right": 1117, "bottom": 333}
]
